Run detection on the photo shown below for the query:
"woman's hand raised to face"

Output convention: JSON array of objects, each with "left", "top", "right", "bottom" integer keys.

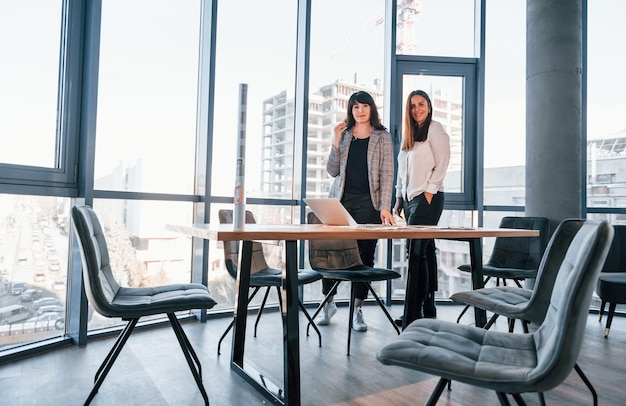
[{"left": 333, "top": 121, "right": 348, "bottom": 148}]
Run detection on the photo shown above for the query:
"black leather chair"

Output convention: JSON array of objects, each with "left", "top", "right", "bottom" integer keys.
[
  {"left": 455, "top": 216, "right": 550, "bottom": 325},
  {"left": 596, "top": 224, "right": 626, "bottom": 337},
  {"left": 217, "top": 209, "right": 322, "bottom": 355},
  {"left": 306, "top": 211, "right": 401, "bottom": 355},
  {"left": 377, "top": 219, "right": 613, "bottom": 406},
  {"left": 71, "top": 205, "right": 217, "bottom": 406}
]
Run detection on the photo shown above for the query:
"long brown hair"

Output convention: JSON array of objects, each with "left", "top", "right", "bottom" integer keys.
[{"left": 401, "top": 90, "right": 432, "bottom": 151}]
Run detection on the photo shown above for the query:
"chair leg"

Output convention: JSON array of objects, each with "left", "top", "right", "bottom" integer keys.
[
  {"left": 347, "top": 285, "right": 356, "bottom": 356},
  {"left": 456, "top": 304, "right": 471, "bottom": 323},
  {"left": 253, "top": 287, "right": 272, "bottom": 337},
  {"left": 299, "top": 300, "right": 322, "bottom": 347},
  {"left": 168, "top": 313, "right": 210, "bottom": 406},
  {"left": 366, "top": 284, "right": 400, "bottom": 335},
  {"left": 599, "top": 300, "right": 606, "bottom": 322},
  {"left": 306, "top": 281, "right": 340, "bottom": 335},
  {"left": 425, "top": 378, "right": 450, "bottom": 406},
  {"left": 495, "top": 392, "right": 513, "bottom": 406},
  {"left": 483, "top": 313, "right": 500, "bottom": 330},
  {"left": 217, "top": 286, "right": 262, "bottom": 355},
  {"left": 513, "top": 279, "right": 523, "bottom": 288},
  {"left": 605, "top": 302, "right": 617, "bottom": 337},
  {"left": 574, "top": 363, "right": 598, "bottom": 406},
  {"left": 508, "top": 318, "right": 516, "bottom": 333},
  {"left": 85, "top": 318, "right": 139, "bottom": 406},
  {"left": 510, "top": 393, "right": 527, "bottom": 405}
]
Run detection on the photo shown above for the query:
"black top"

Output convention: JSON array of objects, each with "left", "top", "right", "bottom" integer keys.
[{"left": 344, "top": 137, "right": 370, "bottom": 195}]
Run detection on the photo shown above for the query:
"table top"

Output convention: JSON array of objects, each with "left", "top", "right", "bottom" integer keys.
[{"left": 166, "top": 223, "right": 539, "bottom": 241}]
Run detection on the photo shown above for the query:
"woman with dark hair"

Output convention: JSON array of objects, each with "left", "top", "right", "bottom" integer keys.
[
  {"left": 394, "top": 89, "right": 450, "bottom": 324},
  {"left": 315, "top": 90, "right": 395, "bottom": 332}
]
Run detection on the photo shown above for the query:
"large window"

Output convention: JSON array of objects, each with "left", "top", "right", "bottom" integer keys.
[
  {"left": 587, "top": 0, "right": 626, "bottom": 222},
  {"left": 483, "top": 0, "right": 526, "bottom": 208},
  {"left": 212, "top": 1, "right": 297, "bottom": 200},
  {"left": 94, "top": 0, "right": 201, "bottom": 195},
  {"left": 0, "top": 2, "right": 62, "bottom": 168}
]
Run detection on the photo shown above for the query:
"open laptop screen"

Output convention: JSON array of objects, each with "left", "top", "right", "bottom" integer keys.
[{"left": 304, "top": 198, "right": 357, "bottom": 226}]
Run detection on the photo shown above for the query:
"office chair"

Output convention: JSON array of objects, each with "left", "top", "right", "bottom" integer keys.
[
  {"left": 217, "top": 209, "right": 322, "bottom": 355},
  {"left": 596, "top": 224, "right": 626, "bottom": 337},
  {"left": 71, "top": 205, "right": 217, "bottom": 406},
  {"left": 378, "top": 219, "right": 613, "bottom": 406},
  {"left": 455, "top": 216, "right": 550, "bottom": 325},
  {"left": 306, "top": 211, "right": 401, "bottom": 355}
]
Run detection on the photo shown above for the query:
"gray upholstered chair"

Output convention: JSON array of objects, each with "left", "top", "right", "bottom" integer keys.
[
  {"left": 455, "top": 216, "right": 550, "bottom": 325},
  {"left": 451, "top": 219, "right": 584, "bottom": 333},
  {"left": 71, "top": 205, "right": 217, "bottom": 406},
  {"left": 306, "top": 211, "right": 401, "bottom": 355},
  {"left": 596, "top": 224, "right": 626, "bottom": 337},
  {"left": 217, "top": 209, "right": 322, "bottom": 355},
  {"left": 377, "top": 219, "right": 613, "bottom": 406}
]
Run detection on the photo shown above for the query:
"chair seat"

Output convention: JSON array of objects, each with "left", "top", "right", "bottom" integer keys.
[
  {"left": 597, "top": 273, "right": 626, "bottom": 303},
  {"left": 313, "top": 264, "right": 400, "bottom": 283},
  {"left": 450, "top": 286, "right": 533, "bottom": 316},
  {"left": 458, "top": 264, "right": 537, "bottom": 280},
  {"left": 377, "top": 319, "right": 539, "bottom": 392},
  {"left": 250, "top": 267, "right": 323, "bottom": 287},
  {"left": 112, "top": 284, "right": 217, "bottom": 318}
]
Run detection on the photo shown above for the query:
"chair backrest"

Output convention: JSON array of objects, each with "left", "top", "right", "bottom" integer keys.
[
  {"left": 218, "top": 209, "right": 270, "bottom": 277},
  {"left": 521, "top": 219, "right": 587, "bottom": 324},
  {"left": 530, "top": 219, "right": 613, "bottom": 391},
  {"left": 71, "top": 205, "right": 122, "bottom": 318},
  {"left": 307, "top": 211, "right": 363, "bottom": 270},
  {"left": 487, "top": 216, "right": 550, "bottom": 270},
  {"left": 600, "top": 224, "right": 626, "bottom": 273}
]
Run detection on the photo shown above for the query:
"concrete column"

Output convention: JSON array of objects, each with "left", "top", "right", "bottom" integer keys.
[{"left": 526, "top": 0, "right": 583, "bottom": 233}]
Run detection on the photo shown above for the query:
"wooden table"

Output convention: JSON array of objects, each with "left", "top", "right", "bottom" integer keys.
[{"left": 167, "top": 223, "right": 538, "bottom": 406}]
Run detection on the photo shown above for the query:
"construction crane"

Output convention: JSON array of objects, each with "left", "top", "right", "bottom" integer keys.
[{"left": 330, "top": 0, "right": 421, "bottom": 57}]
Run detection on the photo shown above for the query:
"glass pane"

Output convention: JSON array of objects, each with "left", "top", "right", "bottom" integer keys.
[
  {"left": 396, "top": 0, "right": 476, "bottom": 57},
  {"left": 207, "top": 204, "right": 301, "bottom": 311},
  {"left": 401, "top": 74, "right": 464, "bottom": 193},
  {"left": 212, "top": 1, "right": 297, "bottom": 199},
  {"left": 587, "top": 0, "right": 626, "bottom": 210},
  {"left": 0, "top": 194, "right": 70, "bottom": 351},
  {"left": 390, "top": 210, "right": 475, "bottom": 301},
  {"left": 0, "top": 1, "right": 62, "bottom": 167},
  {"left": 88, "top": 199, "right": 194, "bottom": 331},
  {"left": 483, "top": 0, "right": 526, "bottom": 206},
  {"left": 308, "top": 0, "right": 386, "bottom": 200},
  {"left": 94, "top": 1, "right": 201, "bottom": 194}
]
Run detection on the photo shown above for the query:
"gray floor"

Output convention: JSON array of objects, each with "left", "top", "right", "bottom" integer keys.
[{"left": 0, "top": 303, "right": 624, "bottom": 406}]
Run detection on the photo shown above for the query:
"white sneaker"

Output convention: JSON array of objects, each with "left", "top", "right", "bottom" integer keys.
[
  {"left": 352, "top": 307, "right": 367, "bottom": 331},
  {"left": 315, "top": 302, "right": 337, "bottom": 325}
]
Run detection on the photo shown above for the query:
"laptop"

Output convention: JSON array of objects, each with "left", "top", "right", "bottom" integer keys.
[{"left": 304, "top": 198, "right": 357, "bottom": 226}]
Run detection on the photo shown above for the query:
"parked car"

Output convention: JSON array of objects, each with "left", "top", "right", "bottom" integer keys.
[
  {"left": 37, "top": 305, "right": 65, "bottom": 315},
  {"left": 33, "top": 297, "right": 63, "bottom": 309},
  {"left": 50, "top": 280, "right": 65, "bottom": 292},
  {"left": 48, "top": 261, "right": 60, "bottom": 272},
  {"left": 33, "top": 272, "right": 46, "bottom": 282},
  {"left": 20, "top": 288, "right": 43, "bottom": 302},
  {"left": 10, "top": 282, "right": 26, "bottom": 295},
  {"left": 26, "top": 312, "right": 65, "bottom": 330},
  {"left": 0, "top": 304, "right": 33, "bottom": 325}
]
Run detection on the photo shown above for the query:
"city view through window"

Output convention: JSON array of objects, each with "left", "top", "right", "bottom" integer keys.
[{"left": 1, "top": 1, "right": 625, "bottom": 352}]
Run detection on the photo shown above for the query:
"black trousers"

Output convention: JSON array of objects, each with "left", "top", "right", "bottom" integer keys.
[
  {"left": 406, "top": 192, "right": 444, "bottom": 301},
  {"left": 321, "top": 192, "right": 380, "bottom": 300}
]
